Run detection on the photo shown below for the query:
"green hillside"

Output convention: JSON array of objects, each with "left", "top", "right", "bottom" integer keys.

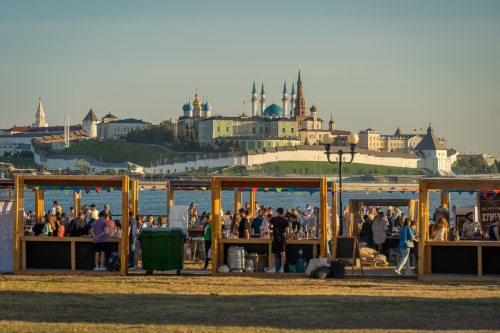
[
  {"left": 223, "top": 161, "right": 429, "bottom": 176},
  {"left": 59, "top": 140, "right": 193, "bottom": 166},
  {"left": 0, "top": 157, "right": 38, "bottom": 169}
]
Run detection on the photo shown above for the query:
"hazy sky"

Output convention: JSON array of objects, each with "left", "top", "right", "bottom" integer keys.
[{"left": 1, "top": 1, "right": 499, "bottom": 157}]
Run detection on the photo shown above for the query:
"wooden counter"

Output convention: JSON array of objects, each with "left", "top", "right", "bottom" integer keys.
[
  {"left": 20, "top": 236, "right": 121, "bottom": 273},
  {"left": 218, "top": 238, "right": 321, "bottom": 273},
  {"left": 188, "top": 227, "right": 204, "bottom": 238},
  {"left": 423, "top": 240, "right": 500, "bottom": 280}
]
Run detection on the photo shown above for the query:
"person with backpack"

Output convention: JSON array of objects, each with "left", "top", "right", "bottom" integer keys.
[{"left": 395, "top": 219, "right": 418, "bottom": 275}]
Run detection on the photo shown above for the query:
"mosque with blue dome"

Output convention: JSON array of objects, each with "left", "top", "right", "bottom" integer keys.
[{"left": 178, "top": 69, "right": 329, "bottom": 149}]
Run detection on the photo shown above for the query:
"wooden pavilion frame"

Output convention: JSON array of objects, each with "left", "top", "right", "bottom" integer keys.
[
  {"left": 13, "top": 175, "right": 130, "bottom": 276},
  {"left": 418, "top": 178, "right": 500, "bottom": 281},
  {"left": 210, "top": 176, "right": 334, "bottom": 276},
  {"left": 348, "top": 199, "right": 418, "bottom": 236}
]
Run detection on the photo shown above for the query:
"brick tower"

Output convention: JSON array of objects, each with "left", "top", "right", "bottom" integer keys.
[{"left": 293, "top": 68, "right": 307, "bottom": 117}]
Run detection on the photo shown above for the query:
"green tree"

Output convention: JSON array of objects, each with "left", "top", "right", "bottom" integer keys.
[
  {"left": 106, "top": 168, "right": 117, "bottom": 175},
  {"left": 118, "top": 169, "right": 128, "bottom": 175},
  {"left": 184, "top": 166, "right": 189, "bottom": 173},
  {"left": 304, "top": 167, "right": 309, "bottom": 174},
  {"left": 275, "top": 164, "right": 283, "bottom": 174},
  {"left": 190, "top": 167, "right": 195, "bottom": 173},
  {"left": 373, "top": 168, "right": 378, "bottom": 174}
]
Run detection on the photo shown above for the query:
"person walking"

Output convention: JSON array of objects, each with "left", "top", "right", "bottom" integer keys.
[
  {"left": 201, "top": 213, "right": 212, "bottom": 270},
  {"left": 395, "top": 219, "right": 417, "bottom": 275}
]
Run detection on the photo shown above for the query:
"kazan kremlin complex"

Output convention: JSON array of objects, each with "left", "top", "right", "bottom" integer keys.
[{"left": 1, "top": 69, "right": 457, "bottom": 175}]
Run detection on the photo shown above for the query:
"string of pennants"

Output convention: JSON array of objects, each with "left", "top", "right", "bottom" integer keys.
[{"left": 5, "top": 185, "right": 499, "bottom": 197}]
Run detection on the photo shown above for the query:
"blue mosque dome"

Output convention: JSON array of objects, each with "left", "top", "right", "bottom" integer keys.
[
  {"left": 186, "top": 102, "right": 194, "bottom": 110},
  {"left": 203, "top": 102, "right": 212, "bottom": 111},
  {"left": 182, "top": 103, "right": 188, "bottom": 111},
  {"left": 263, "top": 103, "right": 283, "bottom": 116}
]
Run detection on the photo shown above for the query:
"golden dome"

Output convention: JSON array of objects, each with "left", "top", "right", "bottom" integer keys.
[{"left": 192, "top": 91, "right": 201, "bottom": 109}]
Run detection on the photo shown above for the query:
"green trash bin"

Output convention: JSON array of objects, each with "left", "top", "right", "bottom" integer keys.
[{"left": 138, "top": 228, "right": 185, "bottom": 275}]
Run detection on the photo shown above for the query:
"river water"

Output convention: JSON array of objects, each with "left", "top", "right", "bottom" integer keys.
[{"left": 23, "top": 189, "right": 477, "bottom": 218}]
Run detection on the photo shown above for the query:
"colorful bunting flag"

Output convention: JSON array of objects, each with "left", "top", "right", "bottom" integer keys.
[
  {"left": 53, "top": 190, "right": 58, "bottom": 193},
  {"left": 469, "top": 190, "right": 475, "bottom": 196},
  {"left": 482, "top": 190, "right": 488, "bottom": 196},
  {"left": 252, "top": 188, "right": 257, "bottom": 194},
  {"left": 289, "top": 188, "right": 294, "bottom": 193},
  {"left": 64, "top": 190, "right": 69, "bottom": 194},
  {"left": 276, "top": 188, "right": 282, "bottom": 193},
  {"left": 201, "top": 187, "right": 206, "bottom": 191},
  {"left": 95, "top": 188, "right": 101, "bottom": 193}
]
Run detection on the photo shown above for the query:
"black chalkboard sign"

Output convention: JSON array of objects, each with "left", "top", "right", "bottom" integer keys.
[{"left": 334, "top": 236, "right": 356, "bottom": 260}]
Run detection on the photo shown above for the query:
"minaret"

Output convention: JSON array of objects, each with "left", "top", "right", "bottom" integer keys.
[
  {"left": 290, "top": 83, "right": 296, "bottom": 118},
  {"left": 293, "top": 67, "right": 307, "bottom": 117},
  {"left": 33, "top": 97, "right": 48, "bottom": 127},
  {"left": 329, "top": 108, "right": 335, "bottom": 131},
  {"left": 251, "top": 80, "right": 258, "bottom": 117},
  {"left": 260, "top": 80, "right": 266, "bottom": 117},
  {"left": 281, "top": 80, "right": 288, "bottom": 118}
]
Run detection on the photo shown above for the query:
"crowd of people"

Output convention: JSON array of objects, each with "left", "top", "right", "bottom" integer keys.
[{"left": 193, "top": 201, "right": 334, "bottom": 273}]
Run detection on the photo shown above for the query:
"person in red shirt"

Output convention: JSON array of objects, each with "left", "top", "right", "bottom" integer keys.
[
  {"left": 267, "top": 208, "right": 289, "bottom": 274},
  {"left": 103, "top": 211, "right": 117, "bottom": 237}
]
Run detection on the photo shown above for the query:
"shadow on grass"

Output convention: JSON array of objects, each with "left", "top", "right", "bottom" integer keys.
[{"left": 0, "top": 290, "right": 499, "bottom": 330}]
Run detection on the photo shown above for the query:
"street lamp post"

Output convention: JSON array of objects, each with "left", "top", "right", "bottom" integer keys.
[{"left": 323, "top": 132, "right": 359, "bottom": 236}]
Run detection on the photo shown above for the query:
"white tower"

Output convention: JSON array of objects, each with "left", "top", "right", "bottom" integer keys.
[
  {"left": 33, "top": 97, "right": 48, "bottom": 127},
  {"left": 290, "top": 83, "right": 296, "bottom": 118},
  {"left": 82, "top": 108, "right": 99, "bottom": 137},
  {"left": 260, "top": 81, "right": 266, "bottom": 117},
  {"left": 281, "top": 80, "right": 289, "bottom": 118},
  {"left": 251, "top": 80, "right": 258, "bottom": 117},
  {"left": 203, "top": 97, "right": 212, "bottom": 118}
]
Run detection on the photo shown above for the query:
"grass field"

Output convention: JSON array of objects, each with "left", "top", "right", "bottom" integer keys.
[
  {"left": 223, "top": 161, "right": 429, "bottom": 176},
  {"left": 0, "top": 157, "right": 38, "bottom": 169},
  {"left": 59, "top": 139, "right": 194, "bottom": 166},
  {"left": 1, "top": 273, "right": 499, "bottom": 332}
]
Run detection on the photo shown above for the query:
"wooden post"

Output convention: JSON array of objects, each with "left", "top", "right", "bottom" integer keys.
[
  {"left": 34, "top": 190, "right": 45, "bottom": 223},
  {"left": 249, "top": 190, "right": 255, "bottom": 219},
  {"left": 348, "top": 201, "right": 355, "bottom": 237},
  {"left": 234, "top": 189, "right": 242, "bottom": 214},
  {"left": 418, "top": 180, "right": 429, "bottom": 280},
  {"left": 73, "top": 190, "right": 81, "bottom": 217},
  {"left": 211, "top": 177, "right": 221, "bottom": 276},
  {"left": 13, "top": 176, "right": 24, "bottom": 274},
  {"left": 8, "top": 189, "right": 12, "bottom": 197},
  {"left": 320, "top": 178, "right": 327, "bottom": 258},
  {"left": 133, "top": 180, "right": 139, "bottom": 216},
  {"left": 167, "top": 187, "right": 175, "bottom": 227},
  {"left": 332, "top": 183, "right": 338, "bottom": 245},
  {"left": 121, "top": 176, "right": 129, "bottom": 276},
  {"left": 440, "top": 191, "right": 450, "bottom": 210}
]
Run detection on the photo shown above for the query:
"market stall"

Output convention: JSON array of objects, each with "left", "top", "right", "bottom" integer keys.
[
  {"left": 167, "top": 180, "right": 255, "bottom": 235},
  {"left": 348, "top": 198, "right": 418, "bottom": 237},
  {"left": 13, "top": 175, "right": 130, "bottom": 276},
  {"left": 418, "top": 178, "right": 500, "bottom": 281},
  {"left": 211, "top": 176, "right": 333, "bottom": 277}
]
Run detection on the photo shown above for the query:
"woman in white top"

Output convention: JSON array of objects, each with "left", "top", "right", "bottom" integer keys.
[
  {"left": 223, "top": 211, "right": 232, "bottom": 230},
  {"left": 372, "top": 211, "right": 389, "bottom": 253},
  {"left": 431, "top": 216, "right": 448, "bottom": 241}
]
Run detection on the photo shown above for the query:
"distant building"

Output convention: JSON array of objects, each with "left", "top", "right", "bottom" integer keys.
[
  {"left": 82, "top": 108, "right": 100, "bottom": 137},
  {"left": 0, "top": 141, "right": 32, "bottom": 156},
  {"left": 413, "top": 124, "right": 457, "bottom": 175},
  {"left": 358, "top": 126, "right": 446, "bottom": 153},
  {"left": 97, "top": 118, "right": 149, "bottom": 139},
  {"left": 32, "top": 98, "right": 48, "bottom": 127}
]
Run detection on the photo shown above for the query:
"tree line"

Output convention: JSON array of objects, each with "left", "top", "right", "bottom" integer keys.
[{"left": 452, "top": 156, "right": 499, "bottom": 174}]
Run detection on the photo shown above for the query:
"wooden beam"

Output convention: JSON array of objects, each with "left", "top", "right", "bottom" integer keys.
[
  {"left": 71, "top": 241, "right": 76, "bottom": 270},
  {"left": 34, "top": 190, "right": 44, "bottom": 223},
  {"left": 121, "top": 176, "right": 129, "bottom": 276},
  {"left": 320, "top": 177, "right": 327, "bottom": 258},
  {"left": 13, "top": 176, "right": 23, "bottom": 275},
  {"left": 133, "top": 180, "right": 139, "bottom": 217},
  {"left": 422, "top": 178, "right": 500, "bottom": 191},
  {"left": 221, "top": 180, "right": 321, "bottom": 189},
  {"left": 167, "top": 188, "right": 174, "bottom": 227},
  {"left": 418, "top": 179, "right": 429, "bottom": 281},
  {"left": 73, "top": 190, "right": 81, "bottom": 217},
  {"left": 440, "top": 191, "right": 450, "bottom": 210},
  {"left": 211, "top": 177, "right": 221, "bottom": 276},
  {"left": 22, "top": 179, "right": 122, "bottom": 188},
  {"left": 234, "top": 190, "right": 242, "bottom": 214},
  {"left": 249, "top": 190, "right": 255, "bottom": 219},
  {"left": 348, "top": 201, "right": 355, "bottom": 237},
  {"left": 332, "top": 183, "right": 338, "bottom": 244}
]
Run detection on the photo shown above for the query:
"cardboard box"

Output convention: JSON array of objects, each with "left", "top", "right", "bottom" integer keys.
[{"left": 247, "top": 255, "right": 268, "bottom": 272}]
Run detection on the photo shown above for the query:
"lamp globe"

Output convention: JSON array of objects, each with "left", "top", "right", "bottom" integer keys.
[
  {"left": 323, "top": 133, "right": 334, "bottom": 145},
  {"left": 347, "top": 133, "right": 359, "bottom": 145}
]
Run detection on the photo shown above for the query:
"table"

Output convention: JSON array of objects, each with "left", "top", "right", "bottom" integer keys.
[
  {"left": 19, "top": 236, "right": 121, "bottom": 275},
  {"left": 191, "top": 237, "right": 205, "bottom": 261},
  {"left": 218, "top": 238, "right": 321, "bottom": 272},
  {"left": 188, "top": 227, "right": 204, "bottom": 238}
]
